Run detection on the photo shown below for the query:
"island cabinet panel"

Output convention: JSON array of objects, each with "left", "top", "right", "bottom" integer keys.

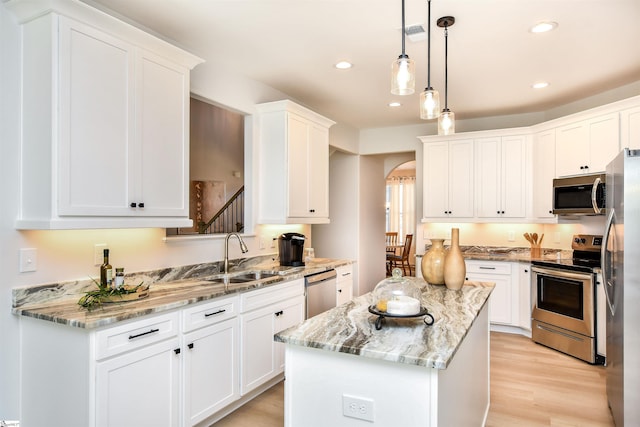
[
  {"left": 422, "top": 139, "right": 474, "bottom": 219},
  {"left": 240, "top": 279, "right": 305, "bottom": 395},
  {"left": 555, "top": 112, "right": 620, "bottom": 177},
  {"left": 9, "top": 1, "right": 202, "bottom": 229},
  {"left": 282, "top": 302, "right": 490, "bottom": 427},
  {"left": 256, "top": 100, "right": 335, "bottom": 224}
]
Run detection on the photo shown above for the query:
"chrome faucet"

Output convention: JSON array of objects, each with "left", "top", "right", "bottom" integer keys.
[{"left": 224, "top": 232, "right": 249, "bottom": 275}]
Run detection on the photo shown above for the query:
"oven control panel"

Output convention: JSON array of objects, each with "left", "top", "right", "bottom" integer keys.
[{"left": 571, "top": 234, "right": 603, "bottom": 252}]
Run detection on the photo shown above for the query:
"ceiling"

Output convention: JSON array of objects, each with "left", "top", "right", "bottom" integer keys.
[{"left": 83, "top": 0, "right": 640, "bottom": 130}]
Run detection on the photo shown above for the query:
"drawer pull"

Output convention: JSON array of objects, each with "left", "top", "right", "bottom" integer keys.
[
  {"left": 275, "top": 310, "right": 284, "bottom": 317},
  {"left": 128, "top": 328, "right": 160, "bottom": 340},
  {"left": 174, "top": 348, "right": 181, "bottom": 355},
  {"left": 188, "top": 343, "right": 194, "bottom": 350},
  {"left": 204, "top": 309, "right": 226, "bottom": 318},
  {"left": 479, "top": 266, "right": 496, "bottom": 270}
]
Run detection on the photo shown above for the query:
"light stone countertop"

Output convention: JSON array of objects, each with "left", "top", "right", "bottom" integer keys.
[
  {"left": 275, "top": 277, "right": 494, "bottom": 369},
  {"left": 12, "top": 258, "right": 353, "bottom": 329}
]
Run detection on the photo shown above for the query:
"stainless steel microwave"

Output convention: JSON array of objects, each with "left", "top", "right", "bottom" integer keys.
[{"left": 552, "top": 174, "right": 606, "bottom": 216}]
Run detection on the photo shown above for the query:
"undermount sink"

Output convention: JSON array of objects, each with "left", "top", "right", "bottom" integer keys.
[{"left": 205, "top": 271, "right": 279, "bottom": 284}]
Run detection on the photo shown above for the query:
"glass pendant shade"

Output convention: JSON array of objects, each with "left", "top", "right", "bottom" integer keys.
[
  {"left": 391, "top": 55, "right": 415, "bottom": 95},
  {"left": 438, "top": 109, "right": 455, "bottom": 135},
  {"left": 420, "top": 88, "right": 440, "bottom": 119}
]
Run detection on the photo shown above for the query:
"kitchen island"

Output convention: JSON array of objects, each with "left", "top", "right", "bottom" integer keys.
[{"left": 275, "top": 278, "right": 494, "bottom": 427}]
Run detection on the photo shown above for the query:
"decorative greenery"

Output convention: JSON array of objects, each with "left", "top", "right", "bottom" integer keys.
[{"left": 78, "top": 278, "right": 146, "bottom": 311}]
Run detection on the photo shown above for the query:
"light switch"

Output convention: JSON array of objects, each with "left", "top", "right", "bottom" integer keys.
[{"left": 19, "top": 248, "right": 37, "bottom": 273}]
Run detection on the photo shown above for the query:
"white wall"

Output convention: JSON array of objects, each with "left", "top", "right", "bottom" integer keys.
[
  {"left": 312, "top": 151, "right": 360, "bottom": 291},
  {"left": 358, "top": 155, "right": 387, "bottom": 295}
]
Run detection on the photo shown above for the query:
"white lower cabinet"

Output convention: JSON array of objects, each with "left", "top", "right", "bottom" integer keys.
[
  {"left": 96, "top": 337, "right": 181, "bottom": 427},
  {"left": 464, "top": 260, "right": 532, "bottom": 331},
  {"left": 466, "top": 260, "right": 515, "bottom": 325},
  {"left": 335, "top": 264, "right": 354, "bottom": 305},
  {"left": 240, "top": 279, "right": 305, "bottom": 395},
  {"left": 20, "top": 294, "right": 247, "bottom": 427},
  {"left": 182, "top": 296, "right": 240, "bottom": 426}
]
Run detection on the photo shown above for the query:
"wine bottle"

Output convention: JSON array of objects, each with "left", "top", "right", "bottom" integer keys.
[{"left": 100, "top": 249, "right": 113, "bottom": 289}]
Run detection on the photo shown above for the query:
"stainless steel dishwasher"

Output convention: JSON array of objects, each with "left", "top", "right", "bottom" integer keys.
[{"left": 304, "top": 269, "right": 337, "bottom": 318}]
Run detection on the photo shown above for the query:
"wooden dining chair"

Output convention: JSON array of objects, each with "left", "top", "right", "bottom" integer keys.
[
  {"left": 385, "top": 232, "right": 398, "bottom": 253},
  {"left": 387, "top": 234, "right": 413, "bottom": 276}
]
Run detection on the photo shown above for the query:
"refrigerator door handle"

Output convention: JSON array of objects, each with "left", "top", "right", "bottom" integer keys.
[{"left": 602, "top": 207, "right": 615, "bottom": 315}]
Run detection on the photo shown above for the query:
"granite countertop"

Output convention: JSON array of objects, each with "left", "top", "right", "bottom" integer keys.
[
  {"left": 275, "top": 277, "right": 494, "bottom": 370},
  {"left": 12, "top": 258, "right": 353, "bottom": 329},
  {"left": 416, "top": 245, "right": 571, "bottom": 263}
]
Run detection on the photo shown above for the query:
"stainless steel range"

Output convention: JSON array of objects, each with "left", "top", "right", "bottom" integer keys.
[{"left": 531, "top": 234, "right": 605, "bottom": 364}]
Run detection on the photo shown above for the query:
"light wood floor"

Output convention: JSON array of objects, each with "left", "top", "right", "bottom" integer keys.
[{"left": 212, "top": 332, "right": 614, "bottom": 427}]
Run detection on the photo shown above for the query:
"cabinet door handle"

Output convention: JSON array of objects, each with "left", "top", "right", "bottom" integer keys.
[
  {"left": 338, "top": 289, "right": 342, "bottom": 293},
  {"left": 188, "top": 343, "right": 194, "bottom": 350},
  {"left": 309, "top": 209, "right": 315, "bottom": 213},
  {"left": 204, "top": 309, "right": 226, "bottom": 317},
  {"left": 138, "top": 202, "right": 144, "bottom": 208},
  {"left": 129, "top": 328, "right": 160, "bottom": 340},
  {"left": 274, "top": 310, "right": 283, "bottom": 317},
  {"left": 130, "top": 202, "right": 137, "bottom": 208},
  {"left": 174, "top": 348, "right": 181, "bottom": 355},
  {"left": 479, "top": 266, "right": 496, "bottom": 270}
]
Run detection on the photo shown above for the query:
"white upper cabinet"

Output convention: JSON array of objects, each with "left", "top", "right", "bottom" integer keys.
[
  {"left": 620, "top": 105, "right": 640, "bottom": 150},
  {"left": 532, "top": 130, "right": 556, "bottom": 219},
  {"left": 9, "top": 1, "right": 203, "bottom": 229},
  {"left": 555, "top": 113, "right": 620, "bottom": 177},
  {"left": 256, "top": 100, "right": 335, "bottom": 224},
  {"left": 422, "top": 139, "right": 474, "bottom": 219},
  {"left": 475, "top": 135, "right": 527, "bottom": 219}
]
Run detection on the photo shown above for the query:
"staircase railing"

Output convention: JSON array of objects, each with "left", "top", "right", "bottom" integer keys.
[{"left": 198, "top": 186, "right": 244, "bottom": 234}]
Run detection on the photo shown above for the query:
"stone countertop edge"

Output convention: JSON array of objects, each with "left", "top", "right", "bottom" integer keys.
[
  {"left": 275, "top": 277, "right": 494, "bottom": 370},
  {"left": 415, "top": 246, "right": 572, "bottom": 263},
  {"left": 12, "top": 258, "right": 354, "bottom": 330}
]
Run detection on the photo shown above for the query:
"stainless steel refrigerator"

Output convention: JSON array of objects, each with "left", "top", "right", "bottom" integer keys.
[{"left": 603, "top": 148, "right": 640, "bottom": 426}]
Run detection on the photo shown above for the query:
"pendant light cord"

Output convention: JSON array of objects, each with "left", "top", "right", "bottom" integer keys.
[
  {"left": 427, "top": 0, "right": 432, "bottom": 88},
  {"left": 444, "top": 24, "right": 448, "bottom": 110},
  {"left": 401, "top": 0, "right": 406, "bottom": 56}
]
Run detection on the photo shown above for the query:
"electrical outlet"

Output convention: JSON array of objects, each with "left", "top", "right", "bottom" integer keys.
[
  {"left": 507, "top": 231, "right": 515, "bottom": 241},
  {"left": 94, "top": 243, "right": 108, "bottom": 266},
  {"left": 19, "top": 248, "right": 37, "bottom": 273},
  {"left": 342, "top": 395, "right": 375, "bottom": 422},
  {"left": 259, "top": 237, "right": 266, "bottom": 250}
]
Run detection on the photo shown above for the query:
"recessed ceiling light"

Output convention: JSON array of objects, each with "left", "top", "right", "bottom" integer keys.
[
  {"left": 389, "top": 102, "right": 401, "bottom": 107},
  {"left": 530, "top": 21, "right": 558, "bottom": 33},
  {"left": 532, "top": 82, "right": 549, "bottom": 89},
  {"left": 335, "top": 61, "right": 353, "bottom": 70}
]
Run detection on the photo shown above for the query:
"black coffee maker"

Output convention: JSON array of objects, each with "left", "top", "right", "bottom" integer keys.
[{"left": 278, "top": 233, "right": 306, "bottom": 266}]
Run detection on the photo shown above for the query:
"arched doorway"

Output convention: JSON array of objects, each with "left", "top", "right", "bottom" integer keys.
[{"left": 385, "top": 160, "right": 416, "bottom": 276}]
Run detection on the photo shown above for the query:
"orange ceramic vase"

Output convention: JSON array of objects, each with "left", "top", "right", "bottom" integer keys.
[{"left": 444, "top": 228, "right": 466, "bottom": 290}]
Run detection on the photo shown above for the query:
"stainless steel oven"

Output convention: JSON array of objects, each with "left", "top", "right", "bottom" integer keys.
[{"left": 531, "top": 234, "right": 604, "bottom": 364}]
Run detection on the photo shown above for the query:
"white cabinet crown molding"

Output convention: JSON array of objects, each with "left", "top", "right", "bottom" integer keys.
[{"left": 6, "top": 0, "right": 204, "bottom": 68}]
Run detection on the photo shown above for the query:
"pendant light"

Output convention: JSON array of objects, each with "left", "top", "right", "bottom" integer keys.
[
  {"left": 391, "top": 0, "right": 415, "bottom": 95},
  {"left": 419, "top": 0, "right": 439, "bottom": 119},
  {"left": 437, "top": 16, "right": 455, "bottom": 135}
]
